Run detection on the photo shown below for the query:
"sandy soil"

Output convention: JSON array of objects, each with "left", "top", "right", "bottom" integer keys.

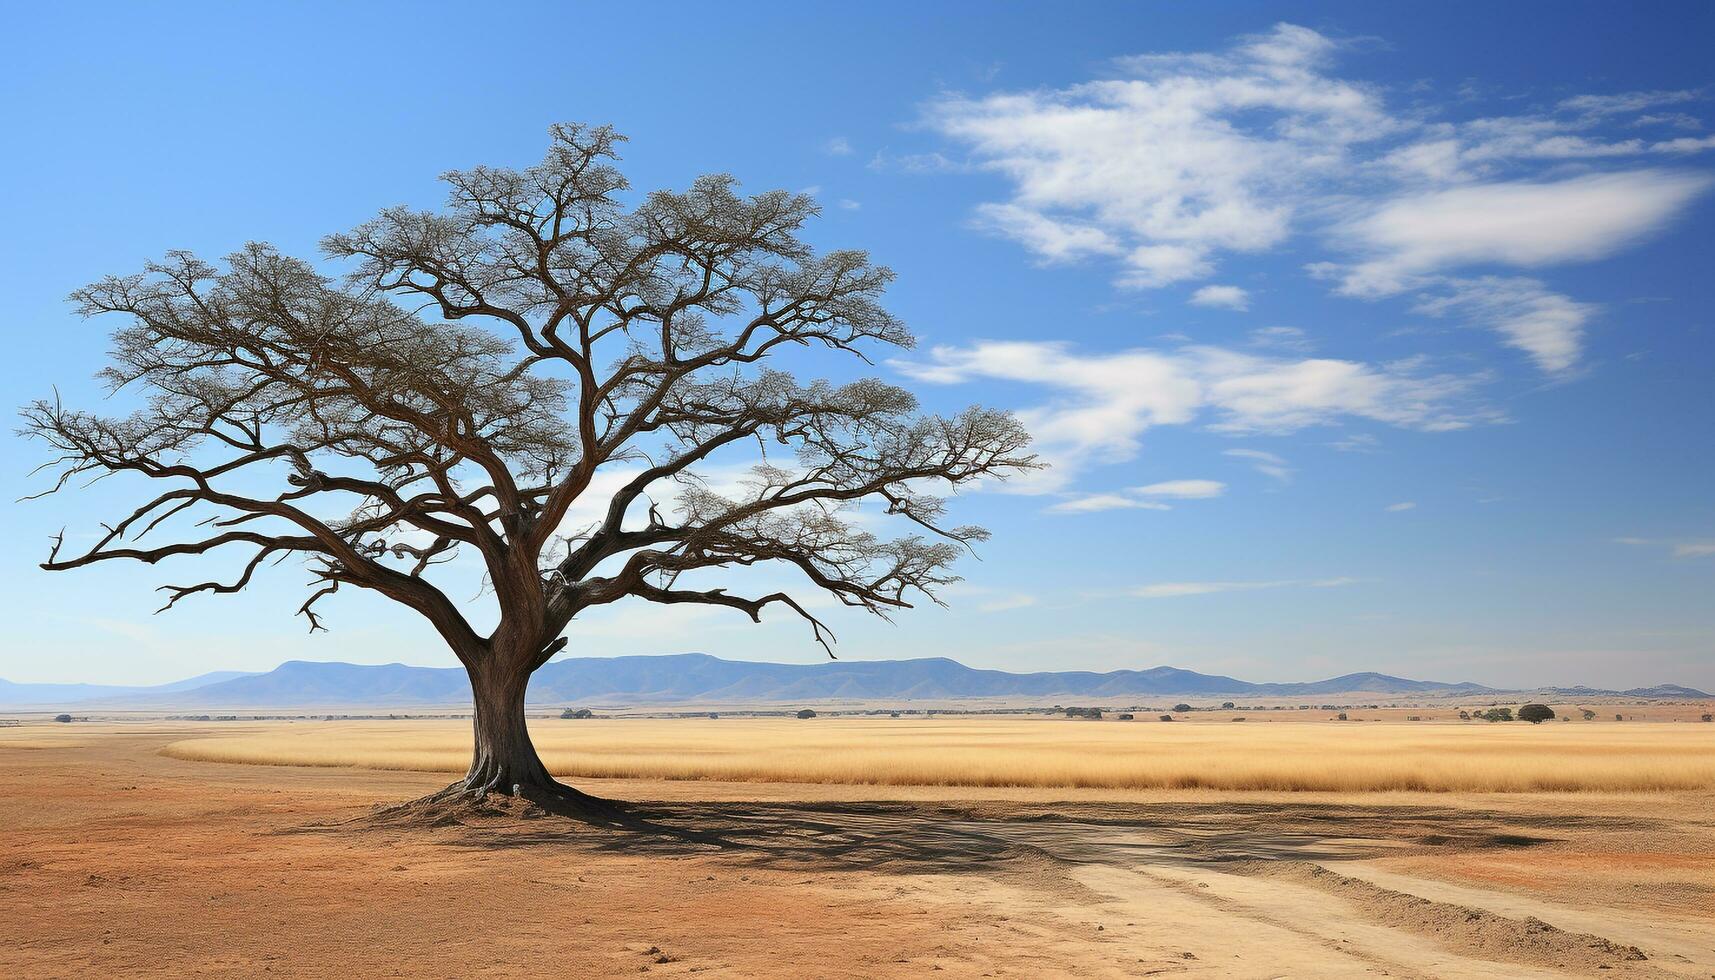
[{"left": 2, "top": 724, "right": 1712, "bottom": 978}]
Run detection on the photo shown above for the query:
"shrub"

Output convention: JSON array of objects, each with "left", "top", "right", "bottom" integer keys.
[
  {"left": 1116, "top": 713, "right": 1134, "bottom": 720},
  {"left": 52, "top": 713, "right": 72, "bottom": 723},
  {"left": 1064, "top": 706, "right": 1103, "bottom": 719},
  {"left": 1220, "top": 702, "right": 1235, "bottom": 709},
  {"left": 1230, "top": 717, "right": 1246, "bottom": 722},
  {"left": 1701, "top": 714, "right": 1712, "bottom": 723},
  {"left": 1336, "top": 712, "right": 1348, "bottom": 721},
  {"left": 1580, "top": 709, "right": 1596, "bottom": 721},
  {"left": 560, "top": 708, "right": 594, "bottom": 720},
  {"left": 1481, "top": 707, "right": 1514, "bottom": 722},
  {"left": 796, "top": 708, "right": 817, "bottom": 719},
  {"left": 1157, "top": 714, "right": 1174, "bottom": 722},
  {"left": 1172, "top": 703, "right": 1193, "bottom": 713},
  {"left": 1517, "top": 704, "right": 1554, "bottom": 724},
  {"left": 707, "top": 713, "right": 719, "bottom": 720},
  {"left": 1457, "top": 710, "right": 1470, "bottom": 720}
]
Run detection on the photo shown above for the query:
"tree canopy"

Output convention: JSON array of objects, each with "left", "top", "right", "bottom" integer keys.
[{"left": 24, "top": 124, "right": 1036, "bottom": 799}]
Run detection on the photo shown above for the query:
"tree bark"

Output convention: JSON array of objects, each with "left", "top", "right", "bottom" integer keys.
[{"left": 462, "top": 660, "right": 555, "bottom": 796}]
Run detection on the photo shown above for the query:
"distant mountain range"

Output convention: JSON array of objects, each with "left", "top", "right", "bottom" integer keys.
[
  {"left": 0, "top": 671, "right": 260, "bottom": 706},
  {"left": 1, "top": 655, "right": 1705, "bottom": 708}
]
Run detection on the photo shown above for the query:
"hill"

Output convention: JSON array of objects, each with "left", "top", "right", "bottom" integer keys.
[
  {"left": 7, "top": 653, "right": 1699, "bottom": 709},
  {"left": 0, "top": 670, "right": 259, "bottom": 707}
]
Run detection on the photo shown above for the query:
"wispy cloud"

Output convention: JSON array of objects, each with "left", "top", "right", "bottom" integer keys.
[
  {"left": 1411, "top": 277, "right": 1595, "bottom": 375},
  {"left": 1384, "top": 501, "right": 1417, "bottom": 512},
  {"left": 823, "top": 136, "right": 853, "bottom": 156},
  {"left": 895, "top": 341, "right": 1495, "bottom": 491},
  {"left": 1190, "top": 285, "right": 1250, "bottom": 311},
  {"left": 1247, "top": 326, "right": 1312, "bottom": 352},
  {"left": 919, "top": 25, "right": 1714, "bottom": 375},
  {"left": 1130, "top": 577, "right": 1357, "bottom": 599},
  {"left": 1135, "top": 479, "right": 1225, "bottom": 499},
  {"left": 977, "top": 594, "right": 1039, "bottom": 613},
  {"left": 1046, "top": 493, "right": 1172, "bottom": 514},
  {"left": 1223, "top": 448, "right": 1293, "bottom": 483},
  {"left": 1328, "top": 432, "right": 1379, "bottom": 453},
  {"left": 1046, "top": 479, "right": 1225, "bottom": 514},
  {"left": 1328, "top": 171, "right": 1710, "bottom": 298},
  {"left": 1616, "top": 536, "right": 1715, "bottom": 559}
]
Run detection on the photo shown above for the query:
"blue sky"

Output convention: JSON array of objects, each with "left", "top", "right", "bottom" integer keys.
[{"left": 2, "top": 1, "right": 1711, "bottom": 689}]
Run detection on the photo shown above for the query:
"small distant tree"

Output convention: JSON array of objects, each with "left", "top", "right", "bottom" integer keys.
[
  {"left": 560, "top": 707, "right": 594, "bottom": 720},
  {"left": 1172, "top": 703, "right": 1193, "bottom": 713},
  {"left": 1457, "top": 710, "right": 1471, "bottom": 720},
  {"left": 1335, "top": 712, "right": 1348, "bottom": 721},
  {"left": 1116, "top": 713, "right": 1134, "bottom": 720},
  {"left": 52, "top": 713, "right": 72, "bottom": 723},
  {"left": 1517, "top": 704, "right": 1554, "bottom": 724},
  {"left": 1157, "top": 714, "right": 1174, "bottom": 722},
  {"left": 1481, "top": 707, "right": 1514, "bottom": 722},
  {"left": 1579, "top": 708, "right": 1596, "bottom": 721},
  {"left": 796, "top": 708, "right": 817, "bottom": 719},
  {"left": 22, "top": 124, "right": 1034, "bottom": 808},
  {"left": 1700, "top": 713, "right": 1712, "bottom": 723},
  {"left": 1615, "top": 713, "right": 1624, "bottom": 721},
  {"left": 1220, "top": 701, "right": 1235, "bottom": 709}
]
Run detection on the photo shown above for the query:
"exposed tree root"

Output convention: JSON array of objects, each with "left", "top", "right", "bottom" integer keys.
[{"left": 362, "top": 777, "right": 628, "bottom": 830}]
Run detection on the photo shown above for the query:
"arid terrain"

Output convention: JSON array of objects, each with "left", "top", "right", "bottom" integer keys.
[{"left": 3, "top": 718, "right": 1712, "bottom": 978}]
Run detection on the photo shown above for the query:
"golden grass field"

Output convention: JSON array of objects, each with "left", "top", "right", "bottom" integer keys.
[{"left": 153, "top": 716, "right": 1715, "bottom": 793}]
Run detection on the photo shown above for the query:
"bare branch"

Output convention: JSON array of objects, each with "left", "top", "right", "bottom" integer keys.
[{"left": 24, "top": 122, "right": 1036, "bottom": 675}]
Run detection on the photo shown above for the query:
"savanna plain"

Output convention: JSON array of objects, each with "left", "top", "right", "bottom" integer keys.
[{"left": 3, "top": 709, "right": 1712, "bottom": 978}]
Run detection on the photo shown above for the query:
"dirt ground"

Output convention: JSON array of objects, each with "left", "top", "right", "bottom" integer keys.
[{"left": 2, "top": 725, "right": 1712, "bottom": 978}]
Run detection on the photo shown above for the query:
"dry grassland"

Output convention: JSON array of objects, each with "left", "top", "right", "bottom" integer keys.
[{"left": 153, "top": 716, "right": 1715, "bottom": 793}]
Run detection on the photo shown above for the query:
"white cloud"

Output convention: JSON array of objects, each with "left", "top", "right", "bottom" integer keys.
[
  {"left": 977, "top": 594, "right": 1040, "bottom": 613},
  {"left": 1633, "top": 112, "right": 1704, "bottom": 130},
  {"left": 1135, "top": 479, "right": 1226, "bottom": 499},
  {"left": 1130, "top": 577, "right": 1356, "bottom": 599},
  {"left": 1616, "top": 536, "right": 1715, "bottom": 559},
  {"left": 1384, "top": 501, "right": 1417, "bottom": 512},
  {"left": 1413, "top": 277, "right": 1595, "bottom": 375},
  {"left": 917, "top": 25, "right": 1714, "bottom": 376},
  {"left": 926, "top": 24, "right": 1391, "bottom": 288},
  {"left": 1047, "top": 479, "right": 1223, "bottom": 515},
  {"left": 973, "top": 203, "right": 1122, "bottom": 262},
  {"left": 1558, "top": 90, "right": 1701, "bottom": 117},
  {"left": 1652, "top": 135, "right": 1715, "bottom": 154},
  {"left": 895, "top": 341, "right": 1493, "bottom": 491},
  {"left": 1323, "top": 171, "right": 1707, "bottom": 372},
  {"left": 836, "top": 199, "right": 862, "bottom": 210},
  {"left": 823, "top": 136, "right": 853, "bottom": 156},
  {"left": 1247, "top": 325, "right": 1312, "bottom": 352},
  {"left": 1046, "top": 494, "right": 1172, "bottom": 514},
  {"left": 1190, "top": 285, "right": 1251, "bottom": 310},
  {"left": 1224, "top": 448, "right": 1292, "bottom": 483},
  {"left": 1328, "top": 432, "right": 1379, "bottom": 453},
  {"left": 1332, "top": 171, "right": 1712, "bottom": 297}
]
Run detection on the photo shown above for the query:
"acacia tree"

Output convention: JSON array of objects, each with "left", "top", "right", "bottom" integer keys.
[{"left": 23, "top": 124, "right": 1033, "bottom": 805}]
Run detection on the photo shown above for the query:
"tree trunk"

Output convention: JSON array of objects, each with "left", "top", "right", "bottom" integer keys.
[{"left": 462, "top": 660, "right": 555, "bottom": 796}]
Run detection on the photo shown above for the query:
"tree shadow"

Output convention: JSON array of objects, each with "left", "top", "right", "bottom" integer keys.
[{"left": 316, "top": 795, "right": 1660, "bottom": 877}]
